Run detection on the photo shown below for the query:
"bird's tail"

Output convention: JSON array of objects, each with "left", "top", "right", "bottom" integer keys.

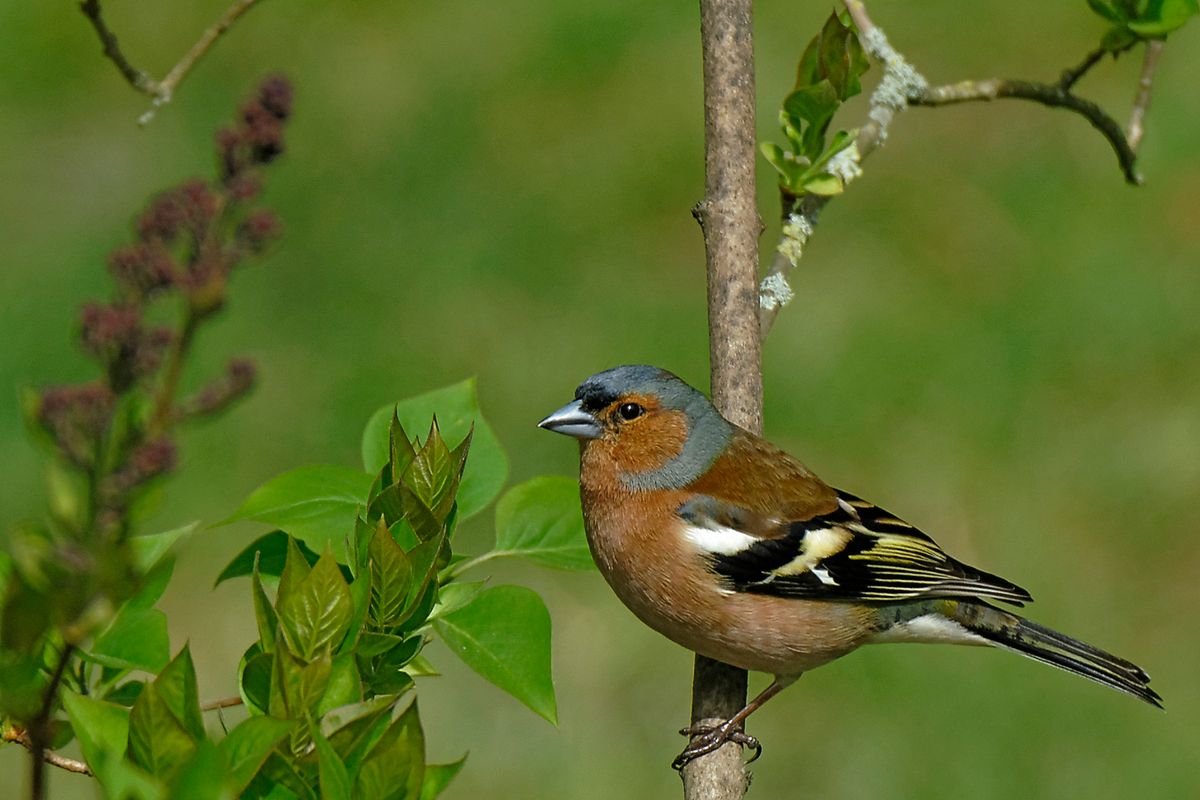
[{"left": 947, "top": 600, "right": 1162, "bottom": 708}]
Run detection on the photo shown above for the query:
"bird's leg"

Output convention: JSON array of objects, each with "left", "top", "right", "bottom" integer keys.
[{"left": 672, "top": 676, "right": 795, "bottom": 770}]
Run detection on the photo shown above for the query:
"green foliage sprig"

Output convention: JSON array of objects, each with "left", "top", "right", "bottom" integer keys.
[
  {"left": 1087, "top": 0, "right": 1199, "bottom": 50},
  {"left": 761, "top": 11, "right": 869, "bottom": 199},
  {"left": 41, "top": 379, "right": 590, "bottom": 799}
]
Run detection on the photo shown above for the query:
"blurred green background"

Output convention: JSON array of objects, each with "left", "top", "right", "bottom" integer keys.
[{"left": 2, "top": 1, "right": 1198, "bottom": 797}]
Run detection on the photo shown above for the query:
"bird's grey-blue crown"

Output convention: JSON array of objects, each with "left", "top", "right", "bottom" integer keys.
[{"left": 575, "top": 365, "right": 732, "bottom": 490}]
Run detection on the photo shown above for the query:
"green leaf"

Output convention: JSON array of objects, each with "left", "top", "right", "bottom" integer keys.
[
  {"left": 1101, "top": 24, "right": 1140, "bottom": 50},
  {"left": 224, "top": 466, "right": 374, "bottom": 559},
  {"left": 87, "top": 607, "right": 170, "bottom": 673},
  {"left": 46, "top": 460, "right": 87, "bottom": 532},
  {"left": 313, "top": 721, "right": 353, "bottom": 800},
  {"left": 253, "top": 556, "right": 279, "bottom": 653},
  {"left": 1088, "top": 0, "right": 1125, "bottom": 22},
  {"left": 0, "top": 571, "right": 50, "bottom": 655},
  {"left": 419, "top": 756, "right": 466, "bottom": 800},
  {"left": 760, "top": 141, "right": 808, "bottom": 192},
  {"left": 401, "top": 654, "right": 439, "bottom": 678},
  {"left": 216, "top": 716, "right": 293, "bottom": 794},
  {"left": 215, "top": 530, "right": 321, "bottom": 586},
  {"left": 128, "top": 682, "right": 197, "bottom": 781},
  {"left": 396, "top": 532, "right": 443, "bottom": 629},
  {"left": 361, "top": 379, "right": 508, "bottom": 520},
  {"left": 402, "top": 418, "right": 460, "bottom": 521},
  {"left": 430, "top": 581, "right": 486, "bottom": 621},
  {"left": 168, "top": 741, "right": 230, "bottom": 800},
  {"left": 62, "top": 689, "right": 130, "bottom": 770},
  {"left": 802, "top": 173, "right": 845, "bottom": 196},
  {"left": 492, "top": 476, "right": 593, "bottom": 571},
  {"left": 278, "top": 549, "right": 354, "bottom": 661},
  {"left": 433, "top": 585, "right": 557, "bottom": 724},
  {"left": 1128, "top": 0, "right": 1198, "bottom": 33},
  {"left": 357, "top": 632, "right": 406, "bottom": 658},
  {"left": 355, "top": 700, "right": 425, "bottom": 800},
  {"left": 155, "top": 645, "right": 205, "bottom": 741},
  {"left": 252, "top": 751, "right": 319, "bottom": 800},
  {"left": 92, "top": 757, "right": 165, "bottom": 800},
  {"left": 125, "top": 557, "right": 175, "bottom": 612},
  {"left": 0, "top": 650, "right": 44, "bottom": 721},
  {"left": 317, "top": 653, "right": 363, "bottom": 715},
  {"left": 341, "top": 570, "right": 371, "bottom": 654},
  {"left": 105, "top": 680, "right": 146, "bottom": 706},
  {"left": 277, "top": 536, "right": 313, "bottom": 615},
  {"left": 324, "top": 696, "right": 396, "bottom": 777},
  {"left": 271, "top": 646, "right": 332, "bottom": 722},
  {"left": 239, "top": 644, "right": 272, "bottom": 714},
  {"left": 389, "top": 411, "right": 418, "bottom": 486},
  {"left": 130, "top": 522, "right": 197, "bottom": 572},
  {"left": 817, "top": 11, "right": 857, "bottom": 99},
  {"left": 369, "top": 518, "right": 413, "bottom": 627}
]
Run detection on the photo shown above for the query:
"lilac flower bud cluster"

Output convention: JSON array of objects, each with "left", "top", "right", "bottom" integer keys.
[{"left": 33, "top": 76, "right": 291, "bottom": 526}]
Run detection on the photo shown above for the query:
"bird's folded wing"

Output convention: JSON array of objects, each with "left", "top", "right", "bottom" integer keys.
[{"left": 678, "top": 490, "right": 1033, "bottom": 606}]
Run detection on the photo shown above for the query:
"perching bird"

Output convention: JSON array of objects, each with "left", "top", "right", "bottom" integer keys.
[{"left": 538, "top": 365, "right": 1160, "bottom": 769}]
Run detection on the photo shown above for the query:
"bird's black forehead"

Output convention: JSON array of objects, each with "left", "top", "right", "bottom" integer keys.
[
  {"left": 575, "top": 381, "right": 619, "bottom": 411},
  {"left": 573, "top": 365, "right": 671, "bottom": 412}
]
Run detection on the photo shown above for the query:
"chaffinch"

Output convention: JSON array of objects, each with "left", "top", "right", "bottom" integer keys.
[{"left": 539, "top": 365, "right": 1160, "bottom": 769}]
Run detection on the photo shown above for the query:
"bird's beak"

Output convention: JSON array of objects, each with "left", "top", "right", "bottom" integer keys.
[{"left": 537, "top": 399, "right": 602, "bottom": 440}]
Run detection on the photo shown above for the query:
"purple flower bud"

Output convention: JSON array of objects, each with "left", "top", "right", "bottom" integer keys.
[
  {"left": 107, "top": 243, "right": 176, "bottom": 298},
  {"left": 237, "top": 210, "right": 282, "bottom": 254},
  {"left": 179, "top": 357, "right": 258, "bottom": 419},
  {"left": 227, "top": 174, "right": 261, "bottom": 201},
  {"left": 138, "top": 189, "right": 189, "bottom": 243},
  {"left": 80, "top": 302, "right": 142, "bottom": 359},
  {"left": 130, "top": 438, "right": 177, "bottom": 479},
  {"left": 258, "top": 75, "right": 293, "bottom": 121},
  {"left": 38, "top": 383, "right": 114, "bottom": 467},
  {"left": 216, "top": 126, "right": 247, "bottom": 179}
]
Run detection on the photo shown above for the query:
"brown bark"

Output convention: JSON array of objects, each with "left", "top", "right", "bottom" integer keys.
[{"left": 686, "top": 0, "right": 762, "bottom": 798}]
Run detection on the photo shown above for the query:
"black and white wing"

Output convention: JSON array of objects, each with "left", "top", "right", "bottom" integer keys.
[{"left": 678, "top": 490, "right": 1032, "bottom": 606}]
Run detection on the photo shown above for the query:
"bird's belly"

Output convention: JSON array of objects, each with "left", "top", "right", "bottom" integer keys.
[{"left": 590, "top": 532, "right": 874, "bottom": 676}]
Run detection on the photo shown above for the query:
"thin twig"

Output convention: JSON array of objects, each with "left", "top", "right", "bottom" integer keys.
[
  {"left": 911, "top": 79, "right": 1140, "bottom": 185},
  {"left": 3, "top": 728, "right": 93, "bottom": 778},
  {"left": 1127, "top": 40, "right": 1165, "bottom": 153},
  {"left": 78, "top": 0, "right": 266, "bottom": 125},
  {"left": 29, "top": 644, "right": 78, "bottom": 800},
  {"left": 200, "top": 695, "right": 244, "bottom": 711},
  {"left": 148, "top": 311, "right": 198, "bottom": 438},
  {"left": 77, "top": 0, "right": 155, "bottom": 93},
  {"left": 1058, "top": 45, "right": 1108, "bottom": 91}
]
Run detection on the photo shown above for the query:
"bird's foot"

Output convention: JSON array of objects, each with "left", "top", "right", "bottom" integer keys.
[{"left": 672, "top": 721, "right": 761, "bottom": 770}]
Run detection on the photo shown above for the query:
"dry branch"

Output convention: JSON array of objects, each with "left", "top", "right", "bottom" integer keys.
[{"left": 79, "top": 0, "right": 266, "bottom": 124}]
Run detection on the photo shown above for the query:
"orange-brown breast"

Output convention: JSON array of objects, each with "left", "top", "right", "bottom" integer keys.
[{"left": 578, "top": 433, "right": 875, "bottom": 676}]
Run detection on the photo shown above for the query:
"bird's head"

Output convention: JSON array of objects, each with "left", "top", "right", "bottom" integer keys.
[{"left": 538, "top": 365, "right": 732, "bottom": 490}]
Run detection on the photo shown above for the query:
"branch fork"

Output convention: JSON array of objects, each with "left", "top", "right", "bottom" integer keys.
[{"left": 79, "top": 0, "right": 265, "bottom": 124}]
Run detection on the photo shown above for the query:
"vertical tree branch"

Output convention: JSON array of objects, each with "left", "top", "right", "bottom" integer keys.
[
  {"left": 1127, "top": 40, "right": 1164, "bottom": 153},
  {"left": 686, "top": 0, "right": 762, "bottom": 798}
]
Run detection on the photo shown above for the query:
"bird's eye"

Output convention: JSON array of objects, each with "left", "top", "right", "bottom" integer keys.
[{"left": 617, "top": 402, "right": 644, "bottom": 421}]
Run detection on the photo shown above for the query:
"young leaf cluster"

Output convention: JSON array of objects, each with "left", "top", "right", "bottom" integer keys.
[
  {"left": 761, "top": 11, "right": 869, "bottom": 199},
  {"left": 1087, "top": 0, "right": 1198, "bottom": 50},
  {"left": 207, "top": 380, "right": 591, "bottom": 796},
  {"left": 5, "top": 377, "right": 592, "bottom": 798}
]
